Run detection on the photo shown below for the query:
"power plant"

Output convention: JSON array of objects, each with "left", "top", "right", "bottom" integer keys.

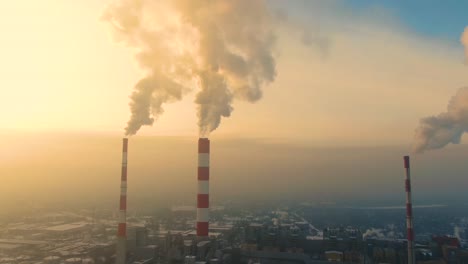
[
  {"left": 114, "top": 137, "right": 213, "bottom": 263},
  {"left": 92, "top": 0, "right": 468, "bottom": 262},
  {"left": 104, "top": 139, "right": 468, "bottom": 264},
  {"left": 0, "top": 136, "right": 465, "bottom": 264}
]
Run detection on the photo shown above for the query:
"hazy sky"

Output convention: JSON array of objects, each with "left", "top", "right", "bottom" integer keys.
[
  {"left": 0, "top": 0, "right": 467, "bottom": 146},
  {"left": 0, "top": 1, "right": 467, "bottom": 211},
  {"left": 1, "top": 134, "right": 467, "bottom": 213}
]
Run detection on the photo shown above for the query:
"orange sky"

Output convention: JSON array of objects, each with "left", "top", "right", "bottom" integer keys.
[
  {"left": 0, "top": 0, "right": 467, "bottom": 146},
  {"left": 0, "top": 1, "right": 468, "bottom": 210}
]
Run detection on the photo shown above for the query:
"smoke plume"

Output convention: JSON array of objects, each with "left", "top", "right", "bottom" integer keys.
[
  {"left": 413, "top": 87, "right": 468, "bottom": 153},
  {"left": 103, "top": 0, "right": 276, "bottom": 136},
  {"left": 362, "top": 228, "right": 385, "bottom": 240},
  {"left": 462, "top": 27, "right": 468, "bottom": 62}
]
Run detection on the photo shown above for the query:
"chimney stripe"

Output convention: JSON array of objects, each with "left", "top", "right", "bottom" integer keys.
[
  {"left": 405, "top": 179, "right": 411, "bottom": 192},
  {"left": 197, "top": 222, "right": 209, "bottom": 237},
  {"left": 406, "top": 203, "right": 412, "bottom": 217},
  {"left": 407, "top": 228, "right": 414, "bottom": 241},
  {"left": 119, "top": 196, "right": 127, "bottom": 210},
  {"left": 404, "top": 156, "right": 410, "bottom": 168},
  {"left": 403, "top": 155, "right": 415, "bottom": 264},
  {"left": 198, "top": 194, "right": 209, "bottom": 208},
  {"left": 116, "top": 138, "right": 128, "bottom": 264},
  {"left": 198, "top": 181, "right": 209, "bottom": 194},
  {"left": 198, "top": 153, "right": 210, "bottom": 167},
  {"left": 198, "top": 139, "right": 210, "bottom": 153},
  {"left": 198, "top": 167, "right": 209, "bottom": 180},
  {"left": 197, "top": 138, "right": 210, "bottom": 239},
  {"left": 119, "top": 210, "right": 126, "bottom": 223},
  {"left": 197, "top": 208, "right": 210, "bottom": 222},
  {"left": 117, "top": 223, "right": 127, "bottom": 237},
  {"left": 121, "top": 167, "right": 127, "bottom": 181}
]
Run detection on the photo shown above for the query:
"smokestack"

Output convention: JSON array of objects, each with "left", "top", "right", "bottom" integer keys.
[
  {"left": 197, "top": 138, "right": 210, "bottom": 239},
  {"left": 116, "top": 138, "right": 128, "bottom": 264},
  {"left": 404, "top": 156, "right": 415, "bottom": 264}
]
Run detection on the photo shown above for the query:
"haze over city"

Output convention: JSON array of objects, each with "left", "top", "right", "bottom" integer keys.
[
  {"left": 1, "top": 0, "right": 467, "bottom": 208},
  {"left": 0, "top": 1, "right": 467, "bottom": 263}
]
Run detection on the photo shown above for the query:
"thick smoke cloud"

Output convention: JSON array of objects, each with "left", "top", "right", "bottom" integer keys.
[
  {"left": 104, "top": 0, "right": 276, "bottom": 136},
  {"left": 462, "top": 27, "right": 468, "bottom": 62},
  {"left": 413, "top": 87, "right": 468, "bottom": 153},
  {"left": 414, "top": 28, "right": 468, "bottom": 153}
]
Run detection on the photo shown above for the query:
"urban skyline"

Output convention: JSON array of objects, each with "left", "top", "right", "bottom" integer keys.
[{"left": 0, "top": 0, "right": 467, "bottom": 264}]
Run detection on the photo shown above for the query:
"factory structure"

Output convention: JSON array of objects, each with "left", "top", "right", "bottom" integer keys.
[
  {"left": 113, "top": 137, "right": 228, "bottom": 263},
  {"left": 105, "top": 141, "right": 468, "bottom": 264},
  {"left": 106, "top": 138, "right": 468, "bottom": 264},
  {"left": 0, "top": 136, "right": 455, "bottom": 263},
  {"left": 0, "top": 144, "right": 467, "bottom": 264},
  {"left": 1, "top": 204, "right": 468, "bottom": 264},
  {"left": 114, "top": 138, "right": 220, "bottom": 263}
]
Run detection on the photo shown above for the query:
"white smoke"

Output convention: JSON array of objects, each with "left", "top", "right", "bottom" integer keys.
[
  {"left": 363, "top": 228, "right": 385, "bottom": 239},
  {"left": 462, "top": 27, "right": 468, "bottom": 62},
  {"left": 103, "top": 0, "right": 276, "bottom": 136},
  {"left": 412, "top": 28, "right": 468, "bottom": 153},
  {"left": 413, "top": 87, "right": 468, "bottom": 153}
]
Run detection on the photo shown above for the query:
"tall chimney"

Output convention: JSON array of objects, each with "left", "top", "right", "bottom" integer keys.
[
  {"left": 116, "top": 138, "right": 128, "bottom": 264},
  {"left": 197, "top": 138, "right": 210, "bottom": 239},
  {"left": 404, "top": 155, "right": 415, "bottom": 264}
]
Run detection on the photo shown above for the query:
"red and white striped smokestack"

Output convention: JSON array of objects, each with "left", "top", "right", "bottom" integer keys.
[
  {"left": 197, "top": 138, "right": 210, "bottom": 238},
  {"left": 404, "top": 155, "right": 415, "bottom": 264},
  {"left": 116, "top": 138, "right": 128, "bottom": 264}
]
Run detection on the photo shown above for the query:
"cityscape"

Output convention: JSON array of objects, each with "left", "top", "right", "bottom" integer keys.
[
  {"left": 0, "top": 201, "right": 467, "bottom": 263},
  {"left": 1, "top": 0, "right": 468, "bottom": 263},
  {"left": 0, "top": 135, "right": 466, "bottom": 263}
]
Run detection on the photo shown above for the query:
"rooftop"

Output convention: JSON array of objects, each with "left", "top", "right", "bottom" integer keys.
[
  {"left": 0, "top": 239, "right": 46, "bottom": 245},
  {"left": 45, "top": 222, "right": 89, "bottom": 232},
  {"left": 0, "top": 244, "right": 23, "bottom": 250}
]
